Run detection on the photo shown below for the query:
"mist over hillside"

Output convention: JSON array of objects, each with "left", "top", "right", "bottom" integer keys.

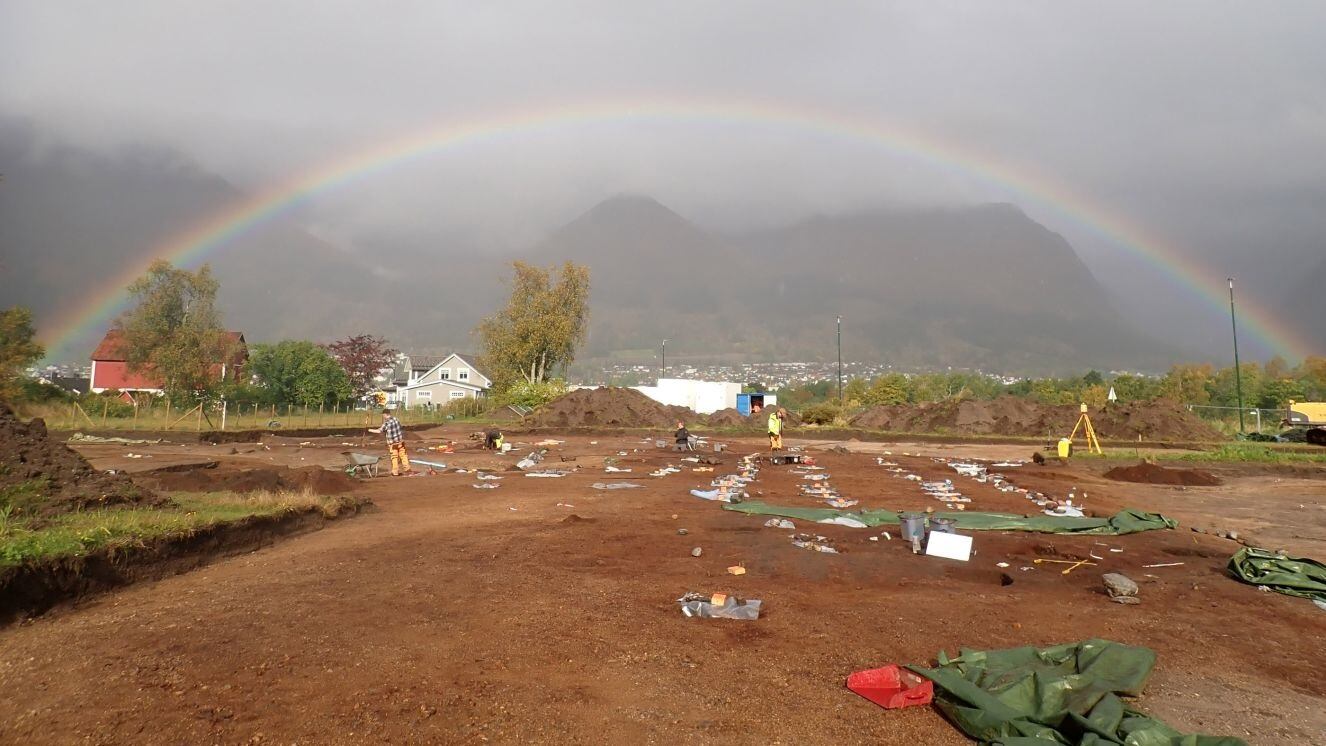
[{"left": 2, "top": 126, "right": 1185, "bottom": 374}]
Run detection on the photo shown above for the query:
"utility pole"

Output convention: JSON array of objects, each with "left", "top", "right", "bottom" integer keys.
[
  {"left": 661, "top": 339, "right": 668, "bottom": 381},
  {"left": 1228, "top": 278, "right": 1245, "bottom": 433},
  {"left": 836, "top": 315, "right": 843, "bottom": 403}
]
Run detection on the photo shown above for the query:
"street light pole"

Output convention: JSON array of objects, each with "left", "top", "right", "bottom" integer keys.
[
  {"left": 1228, "top": 278, "right": 1245, "bottom": 433},
  {"left": 661, "top": 339, "right": 668, "bottom": 381},
  {"left": 836, "top": 315, "right": 843, "bottom": 403}
]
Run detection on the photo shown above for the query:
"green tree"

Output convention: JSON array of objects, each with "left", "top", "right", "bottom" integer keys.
[
  {"left": 248, "top": 341, "right": 353, "bottom": 407},
  {"left": 1108, "top": 373, "right": 1161, "bottom": 402},
  {"left": 0, "top": 306, "right": 45, "bottom": 402},
  {"left": 478, "top": 261, "right": 590, "bottom": 393},
  {"left": 843, "top": 377, "right": 869, "bottom": 405},
  {"left": 1159, "top": 363, "right": 1214, "bottom": 405},
  {"left": 1257, "top": 378, "right": 1305, "bottom": 410},
  {"left": 1082, "top": 370, "right": 1104, "bottom": 386},
  {"left": 116, "top": 261, "right": 232, "bottom": 402},
  {"left": 1209, "top": 362, "right": 1264, "bottom": 409},
  {"left": 1295, "top": 356, "right": 1326, "bottom": 400},
  {"left": 863, "top": 373, "right": 910, "bottom": 406}
]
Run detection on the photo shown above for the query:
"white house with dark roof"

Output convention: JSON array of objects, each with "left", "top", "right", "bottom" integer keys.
[{"left": 396, "top": 353, "right": 492, "bottom": 408}]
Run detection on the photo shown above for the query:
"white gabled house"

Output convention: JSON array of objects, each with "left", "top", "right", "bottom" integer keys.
[{"left": 397, "top": 353, "right": 492, "bottom": 408}]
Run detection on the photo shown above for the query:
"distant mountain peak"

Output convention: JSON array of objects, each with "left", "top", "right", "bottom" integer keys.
[{"left": 576, "top": 193, "right": 688, "bottom": 224}]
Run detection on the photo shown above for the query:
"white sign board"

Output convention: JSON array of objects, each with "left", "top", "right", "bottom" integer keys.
[{"left": 925, "top": 531, "right": 973, "bottom": 562}]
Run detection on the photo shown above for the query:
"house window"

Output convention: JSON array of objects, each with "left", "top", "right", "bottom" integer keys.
[
  {"left": 416, "top": 391, "right": 432, "bottom": 399},
  {"left": 458, "top": 369, "right": 469, "bottom": 381},
  {"left": 440, "top": 369, "right": 450, "bottom": 380},
  {"left": 449, "top": 391, "right": 466, "bottom": 399}
]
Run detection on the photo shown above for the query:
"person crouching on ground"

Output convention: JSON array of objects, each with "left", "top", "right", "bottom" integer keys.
[
  {"left": 484, "top": 428, "right": 503, "bottom": 450},
  {"left": 675, "top": 421, "right": 690, "bottom": 451},
  {"left": 768, "top": 408, "right": 784, "bottom": 451},
  {"left": 369, "top": 408, "right": 412, "bottom": 476}
]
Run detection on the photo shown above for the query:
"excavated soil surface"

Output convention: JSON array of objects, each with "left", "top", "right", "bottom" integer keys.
[
  {"left": 3, "top": 429, "right": 1323, "bottom": 744},
  {"left": 1104, "top": 461, "right": 1224, "bottom": 486},
  {"left": 0, "top": 404, "right": 164, "bottom": 516},
  {"left": 525, "top": 386, "right": 696, "bottom": 428},
  {"left": 851, "top": 397, "right": 1224, "bottom": 442},
  {"left": 138, "top": 463, "right": 359, "bottom": 495}
]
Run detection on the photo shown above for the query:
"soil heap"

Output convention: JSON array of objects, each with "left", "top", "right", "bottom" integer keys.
[
  {"left": 139, "top": 463, "right": 358, "bottom": 494},
  {"left": 705, "top": 407, "right": 801, "bottom": 428},
  {"left": 1103, "top": 461, "right": 1223, "bottom": 486},
  {"left": 0, "top": 403, "right": 165, "bottom": 516},
  {"left": 526, "top": 387, "right": 696, "bottom": 428},
  {"left": 850, "top": 396, "right": 1223, "bottom": 442}
]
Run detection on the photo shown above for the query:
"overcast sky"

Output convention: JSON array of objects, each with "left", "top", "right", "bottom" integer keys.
[{"left": 3, "top": 1, "right": 1325, "bottom": 353}]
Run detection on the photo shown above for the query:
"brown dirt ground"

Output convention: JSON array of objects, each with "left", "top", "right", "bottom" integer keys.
[
  {"left": 851, "top": 397, "right": 1224, "bottom": 442},
  {"left": 0, "top": 404, "right": 164, "bottom": 516},
  {"left": 137, "top": 463, "right": 359, "bottom": 495},
  {"left": 1104, "top": 461, "right": 1223, "bottom": 487},
  {"left": 0, "top": 428, "right": 1323, "bottom": 744}
]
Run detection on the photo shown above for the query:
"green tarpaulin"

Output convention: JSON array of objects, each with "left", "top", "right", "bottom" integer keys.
[
  {"left": 908, "top": 639, "right": 1246, "bottom": 746},
  {"left": 1227, "top": 547, "right": 1326, "bottom": 602},
  {"left": 722, "top": 501, "right": 1177, "bottom": 535}
]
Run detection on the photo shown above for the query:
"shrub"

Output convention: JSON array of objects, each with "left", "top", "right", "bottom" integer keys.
[
  {"left": 799, "top": 402, "right": 842, "bottom": 426},
  {"left": 499, "top": 379, "right": 569, "bottom": 408}
]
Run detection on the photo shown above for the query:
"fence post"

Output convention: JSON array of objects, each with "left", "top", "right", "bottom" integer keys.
[
  {"left": 101, "top": 398, "right": 108, "bottom": 427},
  {"left": 197, "top": 403, "right": 203, "bottom": 432},
  {"left": 165, "top": 400, "right": 172, "bottom": 431}
]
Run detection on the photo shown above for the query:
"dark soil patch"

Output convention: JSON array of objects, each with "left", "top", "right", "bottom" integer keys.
[
  {"left": 200, "top": 423, "right": 432, "bottom": 444},
  {"left": 1103, "top": 461, "right": 1223, "bottom": 486},
  {"left": 0, "top": 497, "right": 368, "bottom": 626},
  {"left": 526, "top": 387, "right": 696, "bottom": 428},
  {"left": 138, "top": 464, "right": 359, "bottom": 494},
  {"left": 0, "top": 404, "right": 165, "bottom": 517},
  {"left": 850, "top": 396, "right": 1224, "bottom": 442}
]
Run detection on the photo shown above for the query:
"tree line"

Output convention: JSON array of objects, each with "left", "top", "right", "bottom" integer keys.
[
  {"left": 2, "top": 258, "right": 592, "bottom": 412},
  {"left": 774, "top": 358, "right": 1326, "bottom": 417}
]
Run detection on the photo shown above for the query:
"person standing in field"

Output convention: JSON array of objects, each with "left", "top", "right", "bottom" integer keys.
[
  {"left": 369, "top": 408, "right": 412, "bottom": 476},
  {"left": 768, "top": 408, "right": 784, "bottom": 451}
]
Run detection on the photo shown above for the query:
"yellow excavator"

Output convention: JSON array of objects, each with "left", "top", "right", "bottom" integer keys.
[{"left": 1284, "top": 401, "right": 1326, "bottom": 446}]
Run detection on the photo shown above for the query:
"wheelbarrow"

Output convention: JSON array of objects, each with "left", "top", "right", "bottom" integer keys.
[{"left": 342, "top": 451, "right": 381, "bottom": 478}]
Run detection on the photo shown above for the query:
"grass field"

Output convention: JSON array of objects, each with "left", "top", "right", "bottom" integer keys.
[{"left": 0, "top": 488, "right": 352, "bottom": 568}]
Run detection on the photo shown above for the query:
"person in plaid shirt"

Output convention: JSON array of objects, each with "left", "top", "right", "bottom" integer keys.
[{"left": 369, "top": 409, "right": 412, "bottom": 476}]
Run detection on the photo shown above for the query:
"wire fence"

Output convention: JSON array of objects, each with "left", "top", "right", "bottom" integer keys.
[
  {"left": 1185, "top": 404, "right": 1285, "bottom": 433},
  {"left": 23, "top": 397, "right": 490, "bottom": 433}
]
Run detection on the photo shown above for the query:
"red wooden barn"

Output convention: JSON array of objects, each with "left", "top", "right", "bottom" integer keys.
[{"left": 90, "top": 329, "right": 248, "bottom": 400}]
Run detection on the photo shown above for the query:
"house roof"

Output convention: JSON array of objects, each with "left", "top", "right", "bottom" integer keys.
[
  {"left": 399, "top": 377, "right": 486, "bottom": 392},
  {"left": 91, "top": 329, "right": 247, "bottom": 364},
  {"left": 51, "top": 376, "right": 91, "bottom": 394},
  {"left": 408, "top": 355, "right": 447, "bottom": 371}
]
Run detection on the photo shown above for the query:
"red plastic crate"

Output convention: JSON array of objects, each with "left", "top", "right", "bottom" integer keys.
[{"left": 846, "top": 664, "right": 934, "bottom": 709}]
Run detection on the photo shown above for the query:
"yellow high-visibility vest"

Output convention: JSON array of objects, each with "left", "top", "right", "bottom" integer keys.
[{"left": 768, "top": 412, "right": 782, "bottom": 434}]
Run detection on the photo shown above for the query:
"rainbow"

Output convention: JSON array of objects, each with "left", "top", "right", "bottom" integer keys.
[{"left": 41, "top": 96, "right": 1317, "bottom": 362}]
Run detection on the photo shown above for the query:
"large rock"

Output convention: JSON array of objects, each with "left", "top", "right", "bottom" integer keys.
[{"left": 1103, "top": 572, "right": 1140, "bottom": 605}]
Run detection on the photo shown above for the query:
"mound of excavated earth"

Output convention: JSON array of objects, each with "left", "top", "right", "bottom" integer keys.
[
  {"left": 0, "top": 403, "right": 165, "bottom": 516},
  {"left": 1103, "top": 461, "right": 1223, "bottom": 486},
  {"left": 850, "top": 396, "right": 1224, "bottom": 442},
  {"left": 526, "top": 387, "right": 696, "bottom": 428}
]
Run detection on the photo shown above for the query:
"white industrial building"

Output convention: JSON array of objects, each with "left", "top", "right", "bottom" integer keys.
[{"left": 632, "top": 378, "right": 743, "bottom": 415}]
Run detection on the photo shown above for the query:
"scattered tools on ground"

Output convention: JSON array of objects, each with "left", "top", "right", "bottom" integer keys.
[{"left": 1033, "top": 558, "right": 1098, "bottom": 574}]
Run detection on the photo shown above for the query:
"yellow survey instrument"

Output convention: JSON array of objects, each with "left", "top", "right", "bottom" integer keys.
[{"left": 1066, "top": 402, "right": 1103, "bottom": 455}]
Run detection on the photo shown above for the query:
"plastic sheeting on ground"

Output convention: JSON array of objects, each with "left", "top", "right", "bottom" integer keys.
[
  {"left": 721, "top": 502, "right": 1177, "bottom": 535},
  {"left": 1228, "top": 547, "right": 1326, "bottom": 602},
  {"left": 907, "top": 639, "right": 1246, "bottom": 746}
]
